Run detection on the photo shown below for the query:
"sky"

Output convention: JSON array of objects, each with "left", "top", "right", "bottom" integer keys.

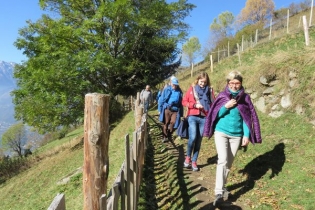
[{"left": 0, "top": 0, "right": 303, "bottom": 64}]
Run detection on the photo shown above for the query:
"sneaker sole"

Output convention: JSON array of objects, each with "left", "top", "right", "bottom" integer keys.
[
  {"left": 223, "top": 191, "right": 229, "bottom": 199},
  {"left": 213, "top": 198, "right": 223, "bottom": 206},
  {"left": 183, "top": 163, "right": 190, "bottom": 168}
]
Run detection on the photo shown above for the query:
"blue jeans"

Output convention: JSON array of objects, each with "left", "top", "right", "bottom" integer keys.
[
  {"left": 186, "top": 115, "right": 206, "bottom": 162},
  {"left": 144, "top": 101, "right": 149, "bottom": 113}
]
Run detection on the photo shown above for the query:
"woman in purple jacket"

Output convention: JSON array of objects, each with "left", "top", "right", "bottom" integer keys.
[{"left": 203, "top": 71, "right": 262, "bottom": 207}]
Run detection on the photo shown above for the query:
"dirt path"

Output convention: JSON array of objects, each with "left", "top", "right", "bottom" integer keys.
[{"left": 143, "top": 113, "right": 248, "bottom": 210}]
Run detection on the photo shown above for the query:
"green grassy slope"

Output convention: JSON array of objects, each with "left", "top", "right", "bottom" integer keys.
[
  {"left": 0, "top": 112, "right": 134, "bottom": 209},
  {"left": 138, "top": 26, "right": 315, "bottom": 209}
]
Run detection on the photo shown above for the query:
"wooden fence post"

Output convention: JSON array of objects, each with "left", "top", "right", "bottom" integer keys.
[
  {"left": 269, "top": 18, "right": 272, "bottom": 40},
  {"left": 228, "top": 41, "right": 230, "bottom": 57},
  {"left": 135, "top": 92, "right": 143, "bottom": 129},
  {"left": 310, "top": 0, "right": 314, "bottom": 26},
  {"left": 287, "top": 9, "right": 290, "bottom": 34},
  {"left": 237, "top": 43, "right": 241, "bottom": 66},
  {"left": 125, "top": 134, "right": 131, "bottom": 210},
  {"left": 130, "top": 96, "right": 134, "bottom": 111},
  {"left": 83, "top": 93, "right": 110, "bottom": 210},
  {"left": 210, "top": 54, "right": 213, "bottom": 73},
  {"left": 303, "top": 15, "right": 310, "bottom": 46},
  {"left": 47, "top": 193, "right": 65, "bottom": 210}
]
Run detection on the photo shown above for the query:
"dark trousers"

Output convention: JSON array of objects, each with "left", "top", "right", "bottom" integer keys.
[{"left": 163, "top": 109, "right": 178, "bottom": 138}]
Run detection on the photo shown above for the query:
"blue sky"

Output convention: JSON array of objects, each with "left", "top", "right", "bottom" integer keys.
[{"left": 0, "top": 0, "right": 303, "bottom": 64}]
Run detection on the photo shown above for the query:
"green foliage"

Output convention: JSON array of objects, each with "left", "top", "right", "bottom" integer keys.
[
  {"left": 0, "top": 156, "right": 30, "bottom": 184},
  {"left": 210, "top": 11, "right": 234, "bottom": 38},
  {"left": 238, "top": 0, "right": 275, "bottom": 25},
  {"left": 0, "top": 110, "right": 135, "bottom": 209},
  {"left": 13, "top": 0, "right": 195, "bottom": 132},
  {"left": 1, "top": 122, "right": 26, "bottom": 157},
  {"left": 182, "top": 36, "right": 201, "bottom": 66}
]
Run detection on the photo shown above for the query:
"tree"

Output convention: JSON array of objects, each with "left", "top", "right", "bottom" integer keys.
[
  {"left": 182, "top": 36, "right": 201, "bottom": 68},
  {"left": 238, "top": 0, "right": 275, "bottom": 25},
  {"left": 300, "top": 0, "right": 312, "bottom": 11},
  {"left": 12, "top": 0, "right": 195, "bottom": 132},
  {"left": 208, "top": 11, "right": 235, "bottom": 56},
  {"left": 1, "top": 123, "right": 26, "bottom": 157},
  {"left": 210, "top": 11, "right": 235, "bottom": 40}
]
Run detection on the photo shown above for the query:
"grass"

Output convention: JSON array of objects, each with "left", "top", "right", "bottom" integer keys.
[
  {"left": 139, "top": 110, "right": 315, "bottom": 209},
  {"left": 138, "top": 23, "right": 315, "bottom": 209},
  {"left": 1, "top": 8, "right": 315, "bottom": 210},
  {"left": 0, "top": 111, "right": 134, "bottom": 209},
  {"left": 228, "top": 113, "right": 315, "bottom": 209}
]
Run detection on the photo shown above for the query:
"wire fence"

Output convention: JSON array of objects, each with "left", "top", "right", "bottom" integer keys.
[{"left": 208, "top": 7, "right": 315, "bottom": 64}]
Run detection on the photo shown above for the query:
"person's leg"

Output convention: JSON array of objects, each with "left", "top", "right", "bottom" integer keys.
[
  {"left": 184, "top": 116, "right": 197, "bottom": 167},
  {"left": 225, "top": 135, "right": 241, "bottom": 183},
  {"left": 214, "top": 131, "right": 229, "bottom": 195},
  {"left": 168, "top": 111, "right": 178, "bottom": 134},
  {"left": 144, "top": 101, "right": 149, "bottom": 112},
  {"left": 190, "top": 116, "right": 205, "bottom": 171},
  {"left": 186, "top": 116, "right": 197, "bottom": 157},
  {"left": 163, "top": 109, "right": 171, "bottom": 139},
  {"left": 191, "top": 116, "right": 205, "bottom": 162}
]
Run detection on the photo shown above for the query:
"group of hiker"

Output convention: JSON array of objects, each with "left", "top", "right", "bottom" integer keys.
[{"left": 139, "top": 70, "right": 262, "bottom": 207}]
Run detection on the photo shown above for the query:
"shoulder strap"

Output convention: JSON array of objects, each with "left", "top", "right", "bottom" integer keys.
[
  {"left": 209, "top": 87, "right": 215, "bottom": 103},
  {"left": 192, "top": 86, "right": 200, "bottom": 103}
]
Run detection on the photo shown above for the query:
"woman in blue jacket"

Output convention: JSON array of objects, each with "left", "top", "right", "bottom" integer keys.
[
  {"left": 203, "top": 71, "right": 262, "bottom": 206},
  {"left": 159, "top": 77, "right": 183, "bottom": 142}
]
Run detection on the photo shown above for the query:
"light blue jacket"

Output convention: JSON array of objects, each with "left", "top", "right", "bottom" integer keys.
[{"left": 158, "top": 85, "right": 183, "bottom": 128}]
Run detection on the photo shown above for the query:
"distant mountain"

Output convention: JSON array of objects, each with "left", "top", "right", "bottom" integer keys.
[
  {"left": 0, "top": 61, "right": 17, "bottom": 141},
  {"left": 0, "top": 61, "right": 16, "bottom": 88}
]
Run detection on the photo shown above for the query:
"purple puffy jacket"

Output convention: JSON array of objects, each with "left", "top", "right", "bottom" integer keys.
[{"left": 203, "top": 85, "right": 262, "bottom": 144}]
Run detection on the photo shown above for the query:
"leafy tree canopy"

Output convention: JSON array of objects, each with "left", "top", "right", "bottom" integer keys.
[
  {"left": 182, "top": 36, "right": 201, "bottom": 66},
  {"left": 12, "top": 0, "right": 195, "bottom": 132},
  {"left": 210, "top": 11, "right": 235, "bottom": 38},
  {"left": 208, "top": 11, "right": 235, "bottom": 52},
  {"left": 237, "top": 0, "right": 275, "bottom": 25},
  {"left": 1, "top": 122, "right": 26, "bottom": 157}
]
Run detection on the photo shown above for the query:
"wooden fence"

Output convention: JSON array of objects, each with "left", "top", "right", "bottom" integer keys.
[{"left": 48, "top": 92, "right": 148, "bottom": 210}]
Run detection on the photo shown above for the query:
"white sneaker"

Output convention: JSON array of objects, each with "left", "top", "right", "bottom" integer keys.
[{"left": 223, "top": 187, "right": 230, "bottom": 199}]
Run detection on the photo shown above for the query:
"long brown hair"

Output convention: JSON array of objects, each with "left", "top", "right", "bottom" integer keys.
[{"left": 193, "top": 72, "right": 211, "bottom": 87}]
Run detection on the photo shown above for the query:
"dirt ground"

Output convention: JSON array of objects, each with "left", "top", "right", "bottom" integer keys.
[{"left": 145, "top": 113, "right": 249, "bottom": 210}]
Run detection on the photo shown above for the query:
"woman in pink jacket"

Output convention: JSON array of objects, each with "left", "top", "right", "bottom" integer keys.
[{"left": 182, "top": 72, "right": 215, "bottom": 171}]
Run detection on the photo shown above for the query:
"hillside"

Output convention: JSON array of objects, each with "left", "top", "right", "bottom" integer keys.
[
  {"left": 136, "top": 25, "right": 315, "bottom": 209},
  {"left": 1, "top": 13, "right": 315, "bottom": 210}
]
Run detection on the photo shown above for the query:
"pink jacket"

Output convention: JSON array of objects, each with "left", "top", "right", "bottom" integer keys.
[{"left": 182, "top": 85, "right": 215, "bottom": 116}]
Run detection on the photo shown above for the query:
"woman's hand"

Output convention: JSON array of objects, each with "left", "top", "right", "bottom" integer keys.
[
  {"left": 195, "top": 103, "right": 204, "bottom": 110},
  {"left": 241, "top": 137, "right": 250, "bottom": 146},
  {"left": 225, "top": 99, "right": 237, "bottom": 109}
]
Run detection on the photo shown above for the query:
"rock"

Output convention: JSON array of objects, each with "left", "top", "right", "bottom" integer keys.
[
  {"left": 255, "top": 97, "right": 266, "bottom": 113},
  {"left": 295, "top": 104, "right": 304, "bottom": 115},
  {"left": 269, "top": 80, "right": 279, "bottom": 86},
  {"left": 281, "top": 94, "right": 292, "bottom": 108},
  {"left": 269, "top": 110, "right": 284, "bottom": 118},
  {"left": 263, "top": 87, "right": 274, "bottom": 95},
  {"left": 259, "top": 76, "right": 269, "bottom": 85},
  {"left": 289, "top": 71, "right": 297, "bottom": 78},
  {"left": 289, "top": 78, "right": 297, "bottom": 88}
]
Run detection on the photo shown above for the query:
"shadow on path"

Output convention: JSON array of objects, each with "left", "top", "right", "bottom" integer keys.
[
  {"left": 145, "top": 113, "right": 243, "bottom": 209},
  {"left": 228, "top": 143, "right": 286, "bottom": 201}
]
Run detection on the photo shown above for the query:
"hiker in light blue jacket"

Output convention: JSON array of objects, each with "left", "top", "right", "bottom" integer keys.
[{"left": 159, "top": 77, "right": 183, "bottom": 142}]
